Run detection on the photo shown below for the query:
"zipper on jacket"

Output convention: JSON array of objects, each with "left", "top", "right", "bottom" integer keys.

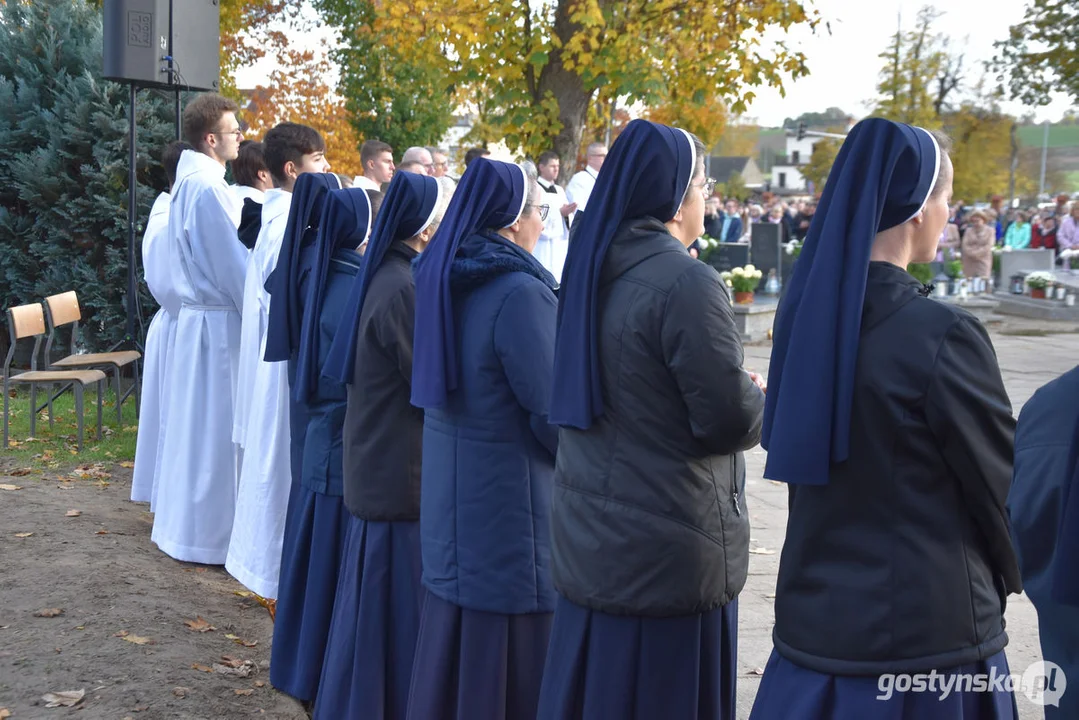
[{"left": 730, "top": 456, "right": 742, "bottom": 516}]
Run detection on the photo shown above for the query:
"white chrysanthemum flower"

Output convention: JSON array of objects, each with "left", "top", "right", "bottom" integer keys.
[
  {"left": 733, "top": 267, "right": 745, "bottom": 276},
  {"left": 744, "top": 264, "right": 756, "bottom": 274}
]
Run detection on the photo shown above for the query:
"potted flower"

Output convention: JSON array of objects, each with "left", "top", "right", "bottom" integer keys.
[
  {"left": 1025, "top": 271, "right": 1053, "bottom": 299},
  {"left": 784, "top": 240, "right": 803, "bottom": 259},
  {"left": 721, "top": 264, "right": 763, "bottom": 304},
  {"left": 944, "top": 255, "right": 963, "bottom": 295},
  {"left": 696, "top": 234, "right": 720, "bottom": 262}
]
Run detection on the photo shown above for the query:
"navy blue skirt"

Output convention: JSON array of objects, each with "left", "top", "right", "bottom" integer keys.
[
  {"left": 406, "top": 590, "right": 554, "bottom": 720},
  {"left": 269, "top": 484, "right": 351, "bottom": 702},
  {"left": 537, "top": 595, "right": 738, "bottom": 720},
  {"left": 314, "top": 517, "right": 423, "bottom": 720},
  {"left": 749, "top": 649, "right": 1019, "bottom": 719}
]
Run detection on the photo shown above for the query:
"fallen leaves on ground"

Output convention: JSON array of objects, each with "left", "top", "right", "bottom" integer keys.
[
  {"left": 122, "top": 634, "right": 154, "bottom": 645},
  {"left": 13, "top": 532, "right": 33, "bottom": 538},
  {"left": 70, "top": 464, "right": 111, "bottom": 480},
  {"left": 746, "top": 667, "right": 765, "bottom": 676},
  {"left": 119, "top": 461, "right": 134, "bottom": 468},
  {"left": 114, "top": 630, "right": 128, "bottom": 637},
  {"left": 9, "top": 468, "right": 33, "bottom": 476},
  {"left": 172, "top": 687, "right": 190, "bottom": 698},
  {"left": 213, "top": 656, "right": 257, "bottom": 677},
  {"left": 33, "top": 608, "right": 63, "bottom": 618},
  {"left": 94, "top": 529, "right": 109, "bottom": 535},
  {"left": 184, "top": 616, "right": 215, "bottom": 633},
  {"left": 224, "top": 633, "right": 257, "bottom": 647},
  {"left": 0, "top": 707, "right": 10, "bottom": 718},
  {"left": 65, "top": 509, "right": 81, "bottom": 517},
  {"left": 233, "top": 591, "right": 256, "bottom": 598},
  {"left": 0, "top": 484, "right": 23, "bottom": 491},
  {"left": 41, "top": 689, "right": 85, "bottom": 707},
  {"left": 253, "top": 680, "right": 265, "bottom": 688},
  {"left": 191, "top": 663, "right": 213, "bottom": 673},
  {"left": 233, "top": 689, "right": 254, "bottom": 696}
]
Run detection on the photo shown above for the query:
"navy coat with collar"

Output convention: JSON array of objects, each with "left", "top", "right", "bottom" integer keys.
[
  {"left": 419, "top": 232, "right": 559, "bottom": 616},
  {"left": 294, "top": 244, "right": 361, "bottom": 496}
]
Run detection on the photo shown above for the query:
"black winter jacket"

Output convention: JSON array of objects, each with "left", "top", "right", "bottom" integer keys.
[
  {"left": 773, "top": 261, "right": 1023, "bottom": 675},
  {"left": 550, "top": 217, "right": 765, "bottom": 617},
  {"left": 341, "top": 242, "right": 423, "bottom": 520}
]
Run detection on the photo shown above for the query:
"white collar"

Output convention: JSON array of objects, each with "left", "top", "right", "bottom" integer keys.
[
  {"left": 175, "top": 149, "right": 226, "bottom": 183},
  {"left": 261, "top": 188, "right": 292, "bottom": 223}
]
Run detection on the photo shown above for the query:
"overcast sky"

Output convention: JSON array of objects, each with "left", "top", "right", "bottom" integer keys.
[
  {"left": 745, "top": 0, "right": 1074, "bottom": 126},
  {"left": 234, "top": 0, "right": 1075, "bottom": 128}
]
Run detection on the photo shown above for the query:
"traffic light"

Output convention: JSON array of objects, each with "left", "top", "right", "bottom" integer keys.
[{"left": 797, "top": 122, "right": 807, "bottom": 141}]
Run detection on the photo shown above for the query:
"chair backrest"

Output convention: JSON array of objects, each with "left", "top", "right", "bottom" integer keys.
[
  {"left": 8, "top": 303, "right": 45, "bottom": 340},
  {"left": 45, "top": 291, "right": 81, "bottom": 328},
  {"left": 5, "top": 303, "right": 45, "bottom": 376}
]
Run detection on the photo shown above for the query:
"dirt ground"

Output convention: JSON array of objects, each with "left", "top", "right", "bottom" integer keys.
[{"left": 0, "top": 459, "right": 308, "bottom": 720}]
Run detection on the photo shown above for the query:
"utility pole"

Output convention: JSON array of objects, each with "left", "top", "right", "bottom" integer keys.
[
  {"left": 1038, "top": 120, "right": 1050, "bottom": 198},
  {"left": 1007, "top": 121, "right": 1018, "bottom": 206}
]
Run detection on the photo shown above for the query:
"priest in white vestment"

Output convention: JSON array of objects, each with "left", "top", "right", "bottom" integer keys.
[
  {"left": 227, "top": 121, "right": 332, "bottom": 599},
  {"left": 564, "top": 141, "right": 608, "bottom": 216},
  {"left": 533, "top": 150, "right": 575, "bottom": 282},
  {"left": 151, "top": 95, "right": 245, "bottom": 565},
  {"left": 131, "top": 141, "right": 190, "bottom": 506}
]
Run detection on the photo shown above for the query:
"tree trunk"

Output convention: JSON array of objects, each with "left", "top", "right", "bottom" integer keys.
[
  {"left": 1007, "top": 121, "right": 1018, "bottom": 202},
  {"left": 538, "top": 0, "right": 595, "bottom": 186}
]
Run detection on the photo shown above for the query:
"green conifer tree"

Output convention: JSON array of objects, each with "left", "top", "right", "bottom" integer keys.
[{"left": 0, "top": 0, "right": 175, "bottom": 353}]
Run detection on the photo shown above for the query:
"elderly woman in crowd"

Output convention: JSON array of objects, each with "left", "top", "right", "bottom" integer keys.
[
  {"left": 960, "top": 209, "right": 995, "bottom": 280},
  {"left": 407, "top": 158, "right": 559, "bottom": 720},
  {"left": 538, "top": 120, "right": 765, "bottom": 720}
]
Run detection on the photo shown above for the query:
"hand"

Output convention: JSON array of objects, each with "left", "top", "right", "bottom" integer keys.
[
  {"left": 561, "top": 202, "right": 578, "bottom": 217},
  {"left": 748, "top": 371, "right": 767, "bottom": 393}
]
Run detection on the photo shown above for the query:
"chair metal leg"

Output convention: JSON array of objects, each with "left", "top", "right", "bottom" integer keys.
[
  {"left": 3, "top": 377, "right": 9, "bottom": 449},
  {"left": 113, "top": 367, "right": 122, "bottom": 426},
  {"left": 96, "top": 380, "right": 103, "bottom": 441},
  {"left": 133, "top": 360, "right": 141, "bottom": 419},
  {"left": 29, "top": 383, "right": 37, "bottom": 438},
  {"left": 74, "top": 383, "right": 84, "bottom": 452}
]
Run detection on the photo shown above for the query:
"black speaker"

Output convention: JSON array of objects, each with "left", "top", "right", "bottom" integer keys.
[{"left": 102, "top": 0, "right": 220, "bottom": 92}]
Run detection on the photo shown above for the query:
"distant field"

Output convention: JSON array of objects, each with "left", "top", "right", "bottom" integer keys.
[{"left": 1018, "top": 124, "right": 1079, "bottom": 149}]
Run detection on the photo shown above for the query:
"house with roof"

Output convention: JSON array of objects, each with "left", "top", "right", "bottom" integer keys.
[{"left": 706, "top": 156, "right": 766, "bottom": 190}]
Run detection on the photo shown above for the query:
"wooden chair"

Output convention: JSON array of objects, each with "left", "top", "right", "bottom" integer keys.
[
  {"left": 4, "top": 303, "right": 106, "bottom": 451},
  {"left": 43, "top": 291, "right": 141, "bottom": 426}
]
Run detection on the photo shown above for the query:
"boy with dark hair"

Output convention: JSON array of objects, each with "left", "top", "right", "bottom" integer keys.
[
  {"left": 357, "top": 139, "right": 394, "bottom": 191},
  {"left": 152, "top": 92, "right": 248, "bottom": 565},
  {"left": 132, "top": 140, "right": 192, "bottom": 507},
  {"left": 233, "top": 140, "right": 272, "bottom": 197},
  {"left": 228, "top": 121, "right": 331, "bottom": 601},
  {"left": 263, "top": 122, "right": 331, "bottom": 192},
  {"left": 464, "top": 146, "right": 490, "bottom": 167}
]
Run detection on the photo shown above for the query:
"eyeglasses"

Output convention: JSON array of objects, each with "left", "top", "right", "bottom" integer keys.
[
  {"left": 528, "top": 203, "right": 550, "bottom": 221},
  {"left": 693, "top": 177, "right": 717, "bottom": 197},
  {"left": 213, "top": 128, "right": 243, "bottom": 140}
]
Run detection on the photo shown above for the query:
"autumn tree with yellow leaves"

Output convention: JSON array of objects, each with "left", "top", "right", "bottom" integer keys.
[
  {"left": 219, "top": 0, "right": 363, "bottom": 176},
  {"left": 314, "top": 0, "right": 817, "bottom": 181}
]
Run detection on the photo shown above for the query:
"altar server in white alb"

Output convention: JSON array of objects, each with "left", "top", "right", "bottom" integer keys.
[
  {"left": 151, "top": 93, "right": 247, "bottom": 565},
  {"left": 564, "top": 142, "right": 607, "bottom": 214},
  {"left": 233, "top": 124, "right": 330, "bottom": 451},
  {"left": 130, "top": 140, "right": 191, "bottom": 507},
  {"left": 533, "top": 150, "right": 576, "bottom": 281},
  {"left": 228, "top": 122, "right": 331, "bottom": 599}
]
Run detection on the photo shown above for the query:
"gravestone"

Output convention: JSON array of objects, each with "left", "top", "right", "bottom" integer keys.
[
  {"left": 750, "top": 222, "right": 783, "bottom": 293},
  {"left": 707, "top": 242, "right": 749, "bottom": 274},
  {"left": 998, "top": 248, "right": 1055, "bottom": 284}
]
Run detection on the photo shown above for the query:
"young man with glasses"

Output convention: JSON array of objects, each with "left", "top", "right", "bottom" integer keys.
[{"left": 152, "top": 92, "right": 251, "bottom": 566}]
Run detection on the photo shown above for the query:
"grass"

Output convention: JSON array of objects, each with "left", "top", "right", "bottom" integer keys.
[
  {"left": 2, "top": 384, "right": 138, "bottom": 466},
  {"left": 1017, "top": 124, "right": 1079, "bottom": 150}
]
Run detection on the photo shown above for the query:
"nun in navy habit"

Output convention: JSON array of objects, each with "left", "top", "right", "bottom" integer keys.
[
  {"left": 749, "top": 118, "right": 1022, "bottom": 719},
  {"left": 407, "top": 157, "right": 558, "bottom": 720},
  {"left": 536, "top": 120, "right": 764, "bottom": 720},
  {"left": 268, "top": 183, "right": 371, "bottom": 703},
  {"left": 313, "top": 171, "right": 448, "bottom": 720},
  {"left": 1008, "top": 367, "right": 1079, "bottom": 719}
]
